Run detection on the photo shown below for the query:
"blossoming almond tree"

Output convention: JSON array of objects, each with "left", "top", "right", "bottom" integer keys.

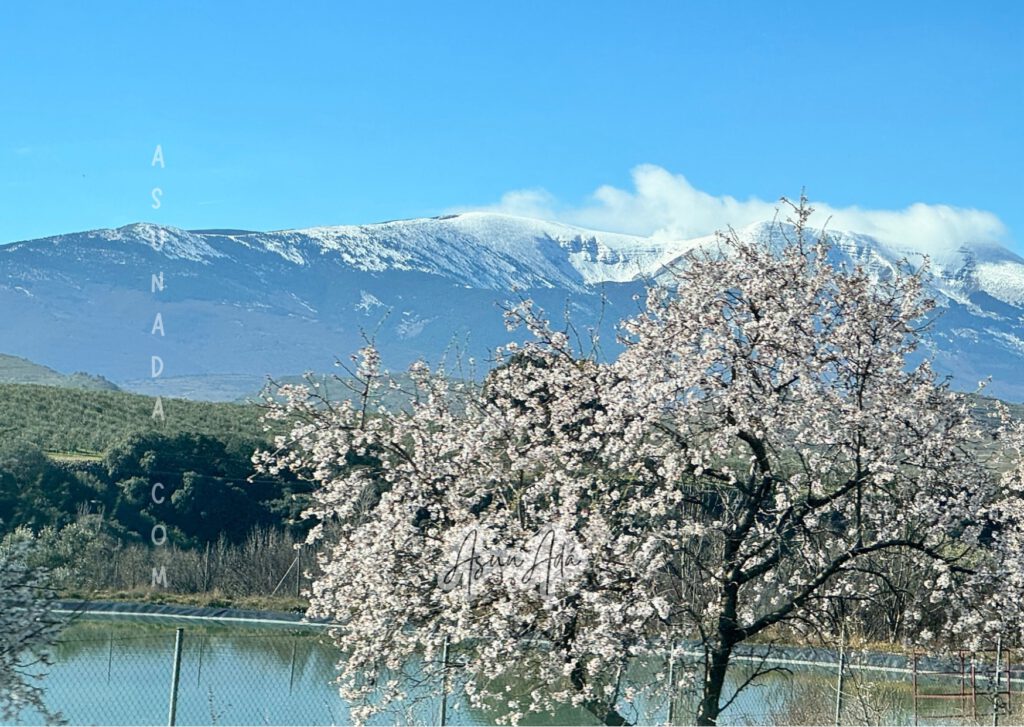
[{"left": 257, "top": 197, "right": 1024, "bottom": 725}]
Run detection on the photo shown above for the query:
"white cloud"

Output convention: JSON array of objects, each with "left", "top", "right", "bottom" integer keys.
[{"left": 459, "top": 164, "right": 1010, "bottom": 255}]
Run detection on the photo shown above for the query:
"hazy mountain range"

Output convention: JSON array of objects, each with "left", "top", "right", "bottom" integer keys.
[{"left": 2, "top": 212, "right": 1023, "bottom": 402}]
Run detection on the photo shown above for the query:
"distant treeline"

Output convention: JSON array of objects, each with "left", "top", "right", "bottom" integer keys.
[{"left": 0, "top": 383, "right": 311, "bottom": 551}]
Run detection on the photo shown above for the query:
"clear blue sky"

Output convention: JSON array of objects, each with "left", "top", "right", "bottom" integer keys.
[{"left": 1, "top": 1, "right": 1021, "bottom": 246}]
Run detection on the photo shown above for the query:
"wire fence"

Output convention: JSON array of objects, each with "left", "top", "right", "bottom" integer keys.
[
  {"left": 38, "top": 625, "right": 347, "bottom": 726},
  {"left": 29, "top": 621, "right": 1024, "bottom": 726}
]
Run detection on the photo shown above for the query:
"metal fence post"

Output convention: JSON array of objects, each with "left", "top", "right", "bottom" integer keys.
[
  {"left": 912, "top": 652, "right": 919, "bottom": 727},
  {"left": 439, "top": 635, "right": 450, "bottom": 727},
  {"left": 106, "top": 629, "right": 114, "bottom": 685},
  {"left": 667, "top": 642, "right": 676, "bottom": 726},
  {"left": 196, "top": 634, "right": 205, "bottom": 687},
  {"left": 1007, "top": 647, "right": 1012, "bottom": 717},
  {"left": 289, "top": 639, "right": 298, "bottom": 695},
  {"left": 994, "top": 636, "right": 1003, "bottom": 727},
  {"left": 973, "top": 656, "right": 979, "bottom": 720},
  {"left": 961, "top": 652, "right": 967, "bottom": 718},
  {"left": 168, "top": 628, "right": 184, "bottom": 726},
  {"left": 835, "top": 622, "right": 845, "bottom": 726}
]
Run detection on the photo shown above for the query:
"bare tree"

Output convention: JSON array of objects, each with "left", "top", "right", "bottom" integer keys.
[{"left": 0, "top": 527, "right": 66, "bottom": 723}]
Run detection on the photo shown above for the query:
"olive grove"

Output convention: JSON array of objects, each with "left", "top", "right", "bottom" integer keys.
[{"left": 258, "top": 198, "right": 1024, "bottom": 725}]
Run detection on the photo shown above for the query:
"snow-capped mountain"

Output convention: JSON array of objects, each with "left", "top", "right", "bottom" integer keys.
[
  {"left": 658, "top": 221, "right": 1024, "bottom": 400},
  {"left": 38, "top": 214, "right": 680, "bottom": 291},
  {"left": 2, "top": 213, "right": 1023, "bottom": 401}
]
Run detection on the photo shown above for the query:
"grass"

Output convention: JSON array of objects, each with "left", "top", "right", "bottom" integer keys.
[
  {"left": 44, "top": 450, "right": 105, "bottom": 462},
  {"left": 59, "top": 587, "right": 309, "bottom": 614}
]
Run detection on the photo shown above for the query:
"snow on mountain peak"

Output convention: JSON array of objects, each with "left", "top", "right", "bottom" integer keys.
[
  {"left": 4, "top": 213, "right": 1024, "bottom": 401},
  {"left": 242, "top": 212, "right": 684, "bottom": 290},
  {"left": 84, "top": 223, "right": 227, "bottom": 263},
  {"left": 7, "top": 214, "right": 1021, "bottom": 302},
  {"left": 650, "top": 219, "right": 1024, "bottom": 310}
]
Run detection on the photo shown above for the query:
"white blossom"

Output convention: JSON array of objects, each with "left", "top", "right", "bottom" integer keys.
[{"left": 257, "top": 197, "right": 1024, "bottom": 726}]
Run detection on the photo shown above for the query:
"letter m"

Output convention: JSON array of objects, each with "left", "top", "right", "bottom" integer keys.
[{"left": 151, "top": 566, "right": 169, "bottom": 588}]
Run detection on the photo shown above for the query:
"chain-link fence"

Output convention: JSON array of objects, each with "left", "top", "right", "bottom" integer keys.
[
  {"left": 26, "top": 619, "right": 1024, "bottom": 726},
  {"left": 32, "top": 622, "right": 346, "bottom": 726}
]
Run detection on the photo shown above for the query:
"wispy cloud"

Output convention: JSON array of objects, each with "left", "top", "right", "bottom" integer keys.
[{"left": 459, "top": 164, "right": 1010, "bottom": 255}]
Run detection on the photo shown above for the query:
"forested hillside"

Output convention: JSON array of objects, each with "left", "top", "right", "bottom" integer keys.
[
  {"left": 0, "top": 353, "right": 118, "bottom": 391},
  {"left": 0, "top": 382, "right": 266, "bottom": 453},
  {"left": 0, "top": 382, "right": 309, "bottom": 551}
]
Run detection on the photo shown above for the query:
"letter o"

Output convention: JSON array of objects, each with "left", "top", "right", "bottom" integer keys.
[{"left": 151, "top": 524, "right": 167, "bottom": 547}]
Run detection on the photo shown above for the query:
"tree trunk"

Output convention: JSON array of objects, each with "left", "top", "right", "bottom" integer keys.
[
  {"left": 561, "top": 595, "right": 632, "bottom": 726},
  {"left": 569, "top": 662, "right": 631, "bottom": 726},
  {"left": 696, "top": 567, "right": 742, "bottom": 726},
  {"left": 695, "top": 642, "right": 733, "bottom": 725}
]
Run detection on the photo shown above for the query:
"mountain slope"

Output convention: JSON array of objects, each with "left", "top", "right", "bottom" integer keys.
[
  {"left": 2, "top": 213, "right": 1023, "bottom": 402},
  {"left": 0, "top": 353, "right": 119, "bottom": 391},
  {"left": 0, "top": 382, "right": 262, "bottom": 453},
  {"left": 10, "top": 213, "right": 676, "bottom": 291},
  {"left": 0, "top": 214, "right": 657, "bottom": 399}
]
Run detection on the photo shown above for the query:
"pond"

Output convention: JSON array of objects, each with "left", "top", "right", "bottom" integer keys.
[{"left": 21, "top": 615, "right": 995, "bottom": 725}]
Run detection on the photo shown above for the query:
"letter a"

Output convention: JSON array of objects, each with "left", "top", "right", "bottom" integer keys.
[
  {"left": 152, "top": 312, "right": 165, "bottom": 336},
  {"left": 152, "top": 396, "right": 165, "bottom": 421},
  {"left": 151, "top": 144, "right": 165, "bottom": 168}
]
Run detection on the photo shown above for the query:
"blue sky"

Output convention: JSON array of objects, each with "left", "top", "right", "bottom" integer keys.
[{"left": 1, "top": 1, "right": 1021, "bottom": 249}]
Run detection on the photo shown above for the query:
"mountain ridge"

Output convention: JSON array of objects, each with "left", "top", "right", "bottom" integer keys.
[
  {"left": 3, "top": 212, "right": 1024, "bottom": 402},
  {"left": 7, "top": 213, "right": 682, "bottom": 291}
]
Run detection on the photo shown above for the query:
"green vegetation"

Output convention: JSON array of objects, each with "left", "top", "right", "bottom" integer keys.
[
  {"left": 0, "top": 353, "right": 119, "bottom": 391},
  {"left": 0, "top": 382, "right": 267, "bottom": 453},
  {"left": 0, "top": 429, "right": 310, "bottom": 546},
  {"left": 2, "top": 366, "right": 1017, "bottom": 615},
  {"left": 0, "top": 379, "right": 313, "bottom": 604},
  {"left": 6, "top": 521, "right": 313, "bottom": 611}
]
